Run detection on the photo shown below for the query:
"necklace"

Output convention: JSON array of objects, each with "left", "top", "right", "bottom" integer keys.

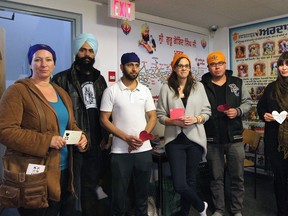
[{"left": 178, "top": 87, "right": 185, "bottom": 98}]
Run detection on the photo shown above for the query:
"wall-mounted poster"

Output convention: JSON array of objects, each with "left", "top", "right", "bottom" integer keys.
[
  {"left": 229, "top": 16, "right": 288, "bottom": 173},
  {"left": 117, "top": 20, "right": 209, "bottom": 100},
  {"left": 229, "top": 17, "right": 288, "bottom": 125}
]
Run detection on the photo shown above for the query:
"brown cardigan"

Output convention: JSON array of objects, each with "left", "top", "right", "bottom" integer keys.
[{"left": 0, "top": 78, "right": 84, "bottom": 202}]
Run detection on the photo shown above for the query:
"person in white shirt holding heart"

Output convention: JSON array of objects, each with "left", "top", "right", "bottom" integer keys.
[
  {"left": 257, "top": 51, "right": 288, "bottom": 216},
  {"left": 100, "top": 52, "right": 157, "bottom": 216}
]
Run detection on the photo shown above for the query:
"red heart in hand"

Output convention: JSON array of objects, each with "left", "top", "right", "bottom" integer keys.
[
  {"left": 217, "top": 104, "right": 231, "bottom": 112},
  {"left": 139, "top": 131, "right": 154, "bottom": 142}
]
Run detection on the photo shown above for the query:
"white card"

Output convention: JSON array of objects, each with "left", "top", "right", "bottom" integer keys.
[
  {"left": 63, "top": 130, "right": 82, "bottom": 145},
  {"left": 26, "top": 163, "right": 46, "bottom": 175},
  {"left": 272, "top": 111, "right": 287, "bottom": 124}
]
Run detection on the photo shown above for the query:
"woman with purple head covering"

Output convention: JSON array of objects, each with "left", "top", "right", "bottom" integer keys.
[{"left": 0, "top": 44, "right": 88, "bottom": 216}]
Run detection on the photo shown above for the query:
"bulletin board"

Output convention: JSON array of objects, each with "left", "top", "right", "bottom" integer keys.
[
  {"left": 117, "top": 19, "right": 209, "bottom": 100},
  {"left": 229, "top": 16, "right": 288, "bottom": 172}
]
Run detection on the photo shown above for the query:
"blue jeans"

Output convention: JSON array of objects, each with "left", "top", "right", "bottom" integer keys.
[
  {"left": 206, "top": 142, "right": 245, "bottom": 215},
  {"left": 165, "top": 136, "right": 205, "bottom": 216},
  {"left": 110, "top": 151, "right": 152, "bottom": 216}
]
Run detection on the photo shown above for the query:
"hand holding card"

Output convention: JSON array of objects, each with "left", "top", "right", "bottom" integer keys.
[
  {"left": 170, "top": 108, "right": 185, "bottom": 120},
  {"left": 217, "top": 104, "right": 231, "bottom": 112},
  {"left": 63, "top": 130, "right": 82, "bottom": 145}
]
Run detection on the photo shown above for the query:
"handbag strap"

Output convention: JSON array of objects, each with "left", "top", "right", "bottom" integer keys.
[
  {"left": 30, "top": 91, "right": 47, "bottom": 133},
  {"left": 23, "top": 84, "right": 47, "bottom": 133},
  {"left": 25, "top": 85, "right": 48, "bottom": 163}
]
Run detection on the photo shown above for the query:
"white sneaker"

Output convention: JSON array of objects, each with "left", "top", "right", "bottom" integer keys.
[
  {"left": 199, "top": 201, "right": 208, "bottom": 216},
  {"left": 234, "top": 213, "right": 242, "bottom": 216}
]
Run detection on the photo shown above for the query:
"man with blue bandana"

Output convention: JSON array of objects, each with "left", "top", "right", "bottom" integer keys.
[
  {"left": 52, "top": 33, "right": 108, "bottom": 216},
  {"left": 100, "top": 52, "right": 157, "bottom": 216}
]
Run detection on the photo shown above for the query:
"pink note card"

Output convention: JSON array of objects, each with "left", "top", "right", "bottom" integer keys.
[{"left": 170, "top": 108, "right": 185, "bottom": 120}]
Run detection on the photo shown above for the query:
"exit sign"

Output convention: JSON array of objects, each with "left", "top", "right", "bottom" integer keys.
[{"left": 109, "top": 0, "right": 135, "bottom": 21}]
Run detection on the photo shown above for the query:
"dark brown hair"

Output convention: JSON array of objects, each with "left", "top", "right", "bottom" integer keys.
[{"left": 167, "top": 57, "right": 196, "bottom": 99}]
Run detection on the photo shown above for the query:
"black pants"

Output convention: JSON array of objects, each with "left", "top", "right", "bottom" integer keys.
[
  {"left": 73, "top": 147, "right": 109, "bottom": 216},
  {"left": 18, "top": 169, "right": 77, "bottom": 216},
  {"left": 110, "top": 151, "right": 152, "bottom": 216},
  {"left": 269, "top": 154, "right": 288, "bottom": 216}
]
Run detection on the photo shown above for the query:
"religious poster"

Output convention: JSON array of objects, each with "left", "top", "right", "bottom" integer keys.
[
  {"left": 229, "top": 16, "right": 288, "bottom": 172},
  {"left": 118, "top": 19, "right": 209, "bottom": 101}
]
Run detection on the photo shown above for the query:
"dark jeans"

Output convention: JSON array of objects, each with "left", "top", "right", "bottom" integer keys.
[
  {"left": 18, "top": 169, "right": 76, "bottom": 216},
  {"left": 165, "top": 136, "right": 204, "bottom": 216},
  {"left": 73, "top": 147, "right": 104, "bottom": 216},
  {"left": 110, "top": 151, "right": 152, "bottom": 216}
]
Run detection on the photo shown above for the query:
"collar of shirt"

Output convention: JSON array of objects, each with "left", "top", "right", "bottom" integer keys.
[{"left": 117, "top": 79, "right": 140, "bottom": 92}]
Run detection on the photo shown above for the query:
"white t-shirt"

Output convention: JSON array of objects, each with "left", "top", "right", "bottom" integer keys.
[{"left": 100, "top": 79, "right": 156, "bottom": 153}]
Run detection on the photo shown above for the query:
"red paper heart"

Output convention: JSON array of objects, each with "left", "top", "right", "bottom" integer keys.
[
  {"left": 139, "top": 131, "right": 154, "bottom": 142},
  {"left": 217, "top": 104, "right": 231, "bottom": 112}
]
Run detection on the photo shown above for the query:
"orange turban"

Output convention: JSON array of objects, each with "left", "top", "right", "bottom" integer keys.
[
  {"left": 207, "top": 51, "right": 226, "bottom": 65},
  {"left": 171, "top": 53, "right": 191, "bottom": 69}
]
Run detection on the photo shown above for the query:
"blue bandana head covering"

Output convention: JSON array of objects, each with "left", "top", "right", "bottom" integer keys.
[
  {"left": 27, "top": 44, "right": 56, "bottom": 64},
  {"left": 121, "top": 52, "right": 140, "bottom": 65},
  {"left": 73, "top": 33, "right": 98, "bottom": 55}
]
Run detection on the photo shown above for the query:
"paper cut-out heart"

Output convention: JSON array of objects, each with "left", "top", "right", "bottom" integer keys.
[
  {"left": 272, "top": 110, "right": 287, "bottom": 124},
  {"left": 139, "top": 131, "right": 154, "bottom": 142},
  {"left": 217, "top": 104, "right": 231, "bottom": 112}
]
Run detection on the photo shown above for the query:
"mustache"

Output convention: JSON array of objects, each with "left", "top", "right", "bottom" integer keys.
[
  {"left": 80, "top": 56, "right": 94, "bottom": 62},
  {"left": 75, "top": 55, "right": 95, "bottom": 64}
]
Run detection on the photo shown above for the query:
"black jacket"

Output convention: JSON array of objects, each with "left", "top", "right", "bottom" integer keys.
[
  {"left": 52, "top": 63, "right": 108, "bottom": 147},
  {"left": 257, "top": 81, "right": 282, "bottom": 160},
  {"left": 201, "top": 70, "right": 252, "bottom": 144}
]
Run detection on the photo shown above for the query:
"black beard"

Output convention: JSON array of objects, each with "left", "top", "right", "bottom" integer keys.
[
  {"left": 123, "top": 68, "right": 138, "bottom": 81},
  {"left": 142, "top": 34, "right": 150, "bottom": 42},
  {"left": 75, "top": 55, "right": 95, "bottom": 71}
]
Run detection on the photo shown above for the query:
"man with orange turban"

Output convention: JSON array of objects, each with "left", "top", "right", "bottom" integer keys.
[{"left": 201, "top": 52, "right": 252, "bottom": 216}]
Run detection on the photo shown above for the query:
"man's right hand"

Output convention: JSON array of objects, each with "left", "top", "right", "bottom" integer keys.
[{"left": 125, "top": 135, "right": 143, "bottom": 150}]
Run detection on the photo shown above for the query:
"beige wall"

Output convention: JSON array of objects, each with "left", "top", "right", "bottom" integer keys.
[{"left": 5, "top": 0, "right": 210, "bottom": 84}]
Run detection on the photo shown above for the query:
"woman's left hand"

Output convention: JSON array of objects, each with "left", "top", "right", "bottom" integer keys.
[
  {"left": 76, "top": 134, "right": 88, "bottom": 150},
  {"left": 180, "top": 116, "right": 197, "bottom": 125}
]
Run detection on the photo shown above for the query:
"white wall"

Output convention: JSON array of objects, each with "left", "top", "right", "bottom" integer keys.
[
  {"left": 5, "top": 0, "right": 210, "bottom": 83},
  {"left": 6, "top": 1, "right": 287, "bottom": 83},
  {"left": 209, "top": 27, "right": 230, "bottom": 68}
]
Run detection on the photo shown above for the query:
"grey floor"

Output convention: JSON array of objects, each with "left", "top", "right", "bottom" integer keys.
[
  {"left": 190, "top": 172, "right": 277, "bottom": 216},
  {"left": 0, "top": 172, "right": 277, "bottom": 216}
]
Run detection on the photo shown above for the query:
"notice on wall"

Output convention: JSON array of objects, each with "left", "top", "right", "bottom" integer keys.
[
  {"left": 229, "top": 17, "right": 288, "bottom": 130},
  {"left": 117, "top": 20, "right": 209, "bottom": 101}
]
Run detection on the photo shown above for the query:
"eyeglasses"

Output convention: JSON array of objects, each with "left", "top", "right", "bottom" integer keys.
[
  {"left": 209, "top": 62, "right": 226, "bottom": 67},
  {"left": 177, "top": 64, "right": 191, "bottom": 69}
]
